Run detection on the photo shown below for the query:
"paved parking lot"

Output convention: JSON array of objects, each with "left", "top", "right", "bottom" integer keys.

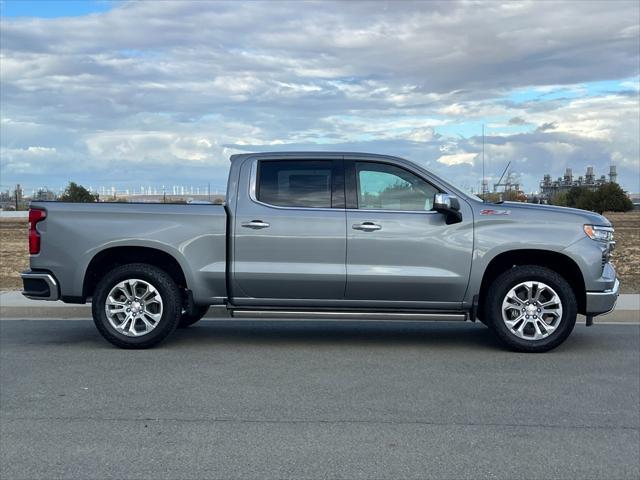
[{"left": 1, "top": 318, "right": 639, "bottom": 479}]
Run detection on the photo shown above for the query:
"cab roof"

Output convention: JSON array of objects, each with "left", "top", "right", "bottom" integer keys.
[{"left": 229, "top": 151, "right": 405, "bottom": 163}]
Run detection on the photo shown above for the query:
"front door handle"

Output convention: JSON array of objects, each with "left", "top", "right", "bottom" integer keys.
[
  {"left": 241, "top": 220, "right": 270, "bottom": 229},
  {"left": 352, "top": 222, "right": 382, "bottom": 231}
]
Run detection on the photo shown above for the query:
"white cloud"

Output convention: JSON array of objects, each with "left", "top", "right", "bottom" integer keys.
[
  {"left": 437, "top": 152, "right": 477, "bottom": 166},
  {"left": 620, "top": 80, "right": 640, "bottom": 91},
  {"left": 406, "top": 127, "right": 437, "bottom": 142}
]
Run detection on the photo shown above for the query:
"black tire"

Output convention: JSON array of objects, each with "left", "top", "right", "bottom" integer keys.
[
  {"left": 178, "top": 306, "right": 209, "bottom": 328},
  {"left": 92, "top": 263, "right": 181, "bottom": 349},
  {"left": 483, "top": 265, "right": 577, "bottom": 353}
]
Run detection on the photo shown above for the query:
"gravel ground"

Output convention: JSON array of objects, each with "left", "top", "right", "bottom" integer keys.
[
  {"left": 0, "top": 219, "right": 28, "bottom": 289},
  {"left": 605, "top": 211, "right": 640, "bottom": 293}
]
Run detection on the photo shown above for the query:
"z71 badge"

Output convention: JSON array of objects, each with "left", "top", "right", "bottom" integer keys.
[{"left": 480, "top": 209, "right": 511, "bottom": 215}]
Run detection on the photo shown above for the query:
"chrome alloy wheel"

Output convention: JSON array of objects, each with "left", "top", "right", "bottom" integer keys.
[
  {"left": 105, "top": 279, "right": 163, "bottom": 337},
  {"left": 501, "top": 281, "right": 563, "bottom": 341}
]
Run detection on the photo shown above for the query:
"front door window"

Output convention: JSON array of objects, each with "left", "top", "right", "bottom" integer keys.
[{"left": 356, "top": 162, "right": 439, "bottom": 211}]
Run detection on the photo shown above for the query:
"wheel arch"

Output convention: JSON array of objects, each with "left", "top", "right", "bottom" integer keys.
[
  {"left": 477, "top": 249, "right": 586, "bottom": 318},
  {"left": 83, "top": 246, "right": 188, "bottom": 299}
]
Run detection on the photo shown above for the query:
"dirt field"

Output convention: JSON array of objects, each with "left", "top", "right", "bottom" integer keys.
[
  {"left": 0, "top": 218, "right": 29, "bottom": 290},
  {"left": 1, "top": 212, "right": 638, "bottom": 292},
  {"left": 604, "top": 211, "right": 639, "bottom": 293}
]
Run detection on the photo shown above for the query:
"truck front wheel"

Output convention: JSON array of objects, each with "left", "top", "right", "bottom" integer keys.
[
  {"left": 91, "top": 263, "right": 181, "bottom": 349},
  {"left": 483, "top": 265, "right": 577, "bottom": 353}
]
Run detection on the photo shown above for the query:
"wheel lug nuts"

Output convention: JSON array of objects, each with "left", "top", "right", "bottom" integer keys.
[
  {"left": 537, "top": 308, "right": 541, "bottom": 312},
  {"left": 126, "top": 308, "right": 130, "bottom": 312},
  {"left": 526, "top": 315, "right": 529, "bottom": 318}
]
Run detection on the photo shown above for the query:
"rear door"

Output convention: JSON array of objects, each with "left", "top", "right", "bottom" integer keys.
[
  {"left": 345, "top": 159, "right": 473, "bottom": 306},
  {"left": 232, "top": 156, "right": 346, "bottom": 303}
]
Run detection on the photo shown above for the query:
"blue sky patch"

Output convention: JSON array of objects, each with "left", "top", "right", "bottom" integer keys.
[
  {"left": 1, "top": 0, "right": 115, "bottom": 18},
  {"left": 506, "top": 77, "right": 639, "bottom": 104}
]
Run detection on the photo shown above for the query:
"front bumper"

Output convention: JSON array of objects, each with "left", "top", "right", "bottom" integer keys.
[
  {"left": 585, "top": 278, "right": 620, "bottom": 316},
  {"left": 21, "top": 270, "right": 60, "bottom": 301}
]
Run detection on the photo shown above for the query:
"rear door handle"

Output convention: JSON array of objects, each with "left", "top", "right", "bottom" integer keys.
[
  {"left": 241, "top": 220, "right": 270, "bottom": 229},
  {"left": 352, "top": 222, "right": 382, "bottom": 231}
]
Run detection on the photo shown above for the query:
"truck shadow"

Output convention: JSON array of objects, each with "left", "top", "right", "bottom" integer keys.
[
  {"left": 4, "top": 319, "right": 609, "bottom": 352},
  {"left": 170, "top": 319, "right": 504, "bottom": 350},
  {"left": 2, "top": 319, "right": 504, "bottom": 350}
]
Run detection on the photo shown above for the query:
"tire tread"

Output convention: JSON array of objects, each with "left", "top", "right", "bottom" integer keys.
[
  {"left": 91, "top": 263, "right": 181, "bottom": 349},
  {"left": 483, "top": 265, "right": 577, "bottom": 353}
]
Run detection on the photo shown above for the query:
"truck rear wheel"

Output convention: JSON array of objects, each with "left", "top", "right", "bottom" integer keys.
[
  {"left": 483, "top": 265, "right": 577, "bottom": 353},
  {"left": 91, "top": 263, "right": 181, "bottom": 349},
  {"left": 179, "top": 306, "right": 209, "bottom": 328}
]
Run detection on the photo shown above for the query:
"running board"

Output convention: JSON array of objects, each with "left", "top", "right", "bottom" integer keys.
[{"left": 229, "top": 310, "right": 468, "bottom": 322}]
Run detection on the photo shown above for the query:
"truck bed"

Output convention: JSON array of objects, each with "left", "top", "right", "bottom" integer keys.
[{"left": 28, "top": 202, "right": 228, "bottom": 304}]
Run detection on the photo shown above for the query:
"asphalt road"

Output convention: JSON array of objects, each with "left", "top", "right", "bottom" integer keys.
[{"left": 1, "top": 318, "right": 639, "bottom": 480}]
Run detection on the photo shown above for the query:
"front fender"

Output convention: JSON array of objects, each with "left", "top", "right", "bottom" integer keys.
[{"left": 465, "top": 213, "right": 588, "bottom": 305}]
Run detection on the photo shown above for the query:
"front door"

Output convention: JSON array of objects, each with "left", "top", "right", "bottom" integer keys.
[
  {"left": 232, "top": 157, "right": 346, "bottom": 302},
  {"left": 345, "top": 160, "right": 473, "bottom": 306}
]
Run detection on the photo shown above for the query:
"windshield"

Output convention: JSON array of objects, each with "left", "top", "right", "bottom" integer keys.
[
  {"left": 440, "top": 176, "right": 483, "bottom": 202},
  {"left": 461, "top": 190, "right": 483, "bottom": 202}
]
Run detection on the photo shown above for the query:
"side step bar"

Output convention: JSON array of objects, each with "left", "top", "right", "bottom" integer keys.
[{"left": 230, "top": 310, "right": 467, "bottom": 322}]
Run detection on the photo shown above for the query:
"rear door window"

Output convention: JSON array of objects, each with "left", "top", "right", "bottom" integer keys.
[{"left": 257, "top": 160, "right": 333, "bottom": 208}]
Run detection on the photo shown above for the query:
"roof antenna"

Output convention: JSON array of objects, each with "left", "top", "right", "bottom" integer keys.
[{"left": 482, "top": 124, "right": 486, "bottom": 202}]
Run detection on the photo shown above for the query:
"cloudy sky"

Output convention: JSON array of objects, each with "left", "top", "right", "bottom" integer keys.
[{"left": 1, "top": 0, "right": 639, "bottom": 196}]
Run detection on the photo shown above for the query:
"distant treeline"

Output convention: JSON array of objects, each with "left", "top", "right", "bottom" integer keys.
[
  {"left": 466, "top": 183, "right": 632, "bottom": 214},
  {"left": 38, "top": 181, "right": 635, "bottom": 215},
  {"left": 549, "top": 183, "right": 633, "bottom": 214},
  {"left": 49, "top": 182, "right": 224, "bottom": 204}
]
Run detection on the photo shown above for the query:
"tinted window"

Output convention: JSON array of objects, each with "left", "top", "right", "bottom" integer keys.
[
  {"left": 257, "top": 160, "right": 332, "bottom": 208},
  {"left": 356, "top": 162, "right": 439, "bottom": 211}
]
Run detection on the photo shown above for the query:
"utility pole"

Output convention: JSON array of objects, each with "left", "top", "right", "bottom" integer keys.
[{"left": 208, "top": 182, "right": 211, "bottom": 202}]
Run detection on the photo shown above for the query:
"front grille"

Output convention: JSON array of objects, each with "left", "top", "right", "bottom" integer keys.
[{"left": 602, "top": 240, "right": 615, "bottom": 269}]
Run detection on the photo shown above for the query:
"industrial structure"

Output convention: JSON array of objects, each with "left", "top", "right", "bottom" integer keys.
[
  {"left": 539, "top": 165, "right": 617, "bottom": 199},
  {"left": 493, "top": 171, "right": 521, "bottom": 194}
]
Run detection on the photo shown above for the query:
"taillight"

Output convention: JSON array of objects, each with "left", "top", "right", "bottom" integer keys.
[{"left": 28, "top": 208, "right": 46, "bottom": 255}]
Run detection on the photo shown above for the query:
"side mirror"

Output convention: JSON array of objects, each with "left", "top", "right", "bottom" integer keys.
[{"left": 433, "top": 193, "right": 462, "bottom": 225}]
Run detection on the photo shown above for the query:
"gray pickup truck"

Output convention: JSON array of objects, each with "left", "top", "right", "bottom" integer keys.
[{"left": 22, "top": 152, "right": 619, "bottom": 351}]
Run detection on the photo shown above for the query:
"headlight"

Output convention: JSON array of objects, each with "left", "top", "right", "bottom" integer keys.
[{"left": 584, "top": 224, "right": 614, "bottom": 242}]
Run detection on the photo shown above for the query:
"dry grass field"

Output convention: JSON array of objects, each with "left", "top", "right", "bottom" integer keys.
[
  {"left": 604, "top": 211, "right": 640, "bottom": 293},
  {"left": 0, "top": 218, "right": 29, "bottom": 290},
  {"left": 1, "top": 212, "right": 638, "bottom": 292}
]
